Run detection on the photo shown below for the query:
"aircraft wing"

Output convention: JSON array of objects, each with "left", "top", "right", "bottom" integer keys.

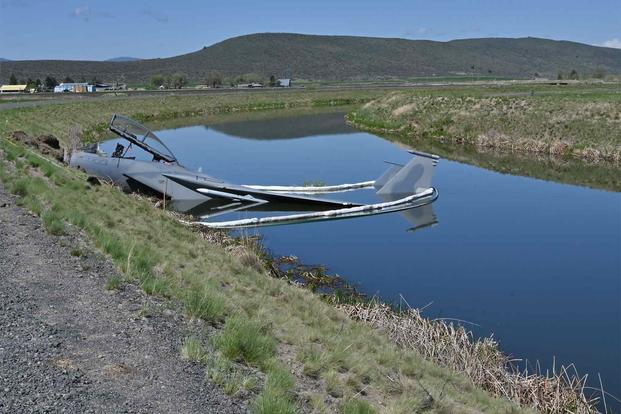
[{"left": 162, "top": 174, "right": 362, "bottom": 209}]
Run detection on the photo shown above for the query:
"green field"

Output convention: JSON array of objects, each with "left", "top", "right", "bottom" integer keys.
[{"left": 0, "top": 86, "right": 605, "bottom": 413}]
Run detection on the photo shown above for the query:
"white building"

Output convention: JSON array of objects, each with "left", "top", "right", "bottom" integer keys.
[
  {"left": 0, "top": 84, "right": 27, "bottom": 93},
  {"left": 53, "top": 83, "right": 96, "bottom": 93}
]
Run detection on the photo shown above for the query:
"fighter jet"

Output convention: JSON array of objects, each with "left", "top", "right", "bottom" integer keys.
[{"left": 70, "top": 114, "right": 439, "bottom": 229}]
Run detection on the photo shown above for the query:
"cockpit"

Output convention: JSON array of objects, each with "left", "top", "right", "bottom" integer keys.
[{"left": 109, "top": 114, "right": 178, "bottom": 163}]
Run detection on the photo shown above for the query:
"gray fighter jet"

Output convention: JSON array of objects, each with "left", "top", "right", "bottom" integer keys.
[{"left": 70, "top": 114, "right": 439, "bottom": 229}]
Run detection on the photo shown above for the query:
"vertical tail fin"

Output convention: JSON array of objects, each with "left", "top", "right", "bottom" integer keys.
[{"left": 376, "top": 150, "right": 439, "bottom": 198}]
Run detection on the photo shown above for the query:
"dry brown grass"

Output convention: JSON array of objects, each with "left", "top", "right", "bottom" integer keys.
[
  {"left": 349, "top": 90, "right": 621, "bottom": 165},
  {"left": 337, "top": 302, "right": 599, "bottom": 413}
]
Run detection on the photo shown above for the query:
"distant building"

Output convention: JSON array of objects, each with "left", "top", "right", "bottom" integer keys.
[
  {"left": 53, "top": 82, "right": 96, "bottom": 93},
  {"left": 236, "top": 83, "right": 263, "bottom": 88},
  {"left": 277, "top": 78, "right": 291, "bottom": 87},
  {"left": 0, "top": 84, "right": 27, "bottom": 93}
]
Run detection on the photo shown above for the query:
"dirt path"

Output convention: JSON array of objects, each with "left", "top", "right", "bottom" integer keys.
[{"left": 0, "top": 184, "right": 246, "bottom": 413}]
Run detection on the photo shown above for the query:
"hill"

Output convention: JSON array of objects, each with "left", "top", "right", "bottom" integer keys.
[
  {"left": 1, "top": 33, "right": 620, "bottom": 84},
  {"left": 104, "top": 56, "right": 142, "bottom": 62}
]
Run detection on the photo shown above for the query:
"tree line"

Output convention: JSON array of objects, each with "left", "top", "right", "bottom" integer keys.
[
  {"left": 204, "top": 72, "right": 285, "bottom": 87},
  {"left": 149, "top": 72, "right": 286, "bottom": 89}
]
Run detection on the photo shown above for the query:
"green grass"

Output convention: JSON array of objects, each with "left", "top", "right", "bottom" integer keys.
[
  {"left": 8, "top": 177, "right": 29, "bottom": 196},
  {"left": 41, "top": 210, "right": 65, "bottom": 235},
  {"left": 298, "top": 344, "right": 322, "bottom": 379},
  {"left": 325, "top": 371, "right": 345, "bottom": 398},
  {"left": 70, "top": 247, "right": 83, "bottom": 256},
  {"left": 340, "top": 399, "right": 378, "bottom": 414},
  {"left": 203, "top": 352, "right": 260, "bottom": 397},
  {"left": 181, "top": 336, "right": 208, "bottom": 363},
  {"left": 105, "top": 275, "right": 122, "bottom": 290},
  {"left": 184, "top": 289, "right": 228, "bottom": 324},
  {"left": 215, "top": 317, "right": 276, "bottom": 368},
  {"left": 253, "top": 362, "right": 298, "bottom": 414},
  {"left": 141, "top": 275, "right": 171, "bottom": 296}
]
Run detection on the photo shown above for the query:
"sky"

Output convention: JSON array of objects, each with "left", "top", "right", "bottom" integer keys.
[{"left": 0, "top": 0, "right": 619, "bottom": 60}]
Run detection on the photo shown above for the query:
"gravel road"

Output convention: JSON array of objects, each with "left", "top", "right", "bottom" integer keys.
[{"left": 0, "top": 184, "right": 246, "bottom": 413}]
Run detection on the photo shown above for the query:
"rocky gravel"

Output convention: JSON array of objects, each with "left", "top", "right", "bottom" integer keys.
[{"left": 0, "top": 184, "right": 246, "bottom": 413}]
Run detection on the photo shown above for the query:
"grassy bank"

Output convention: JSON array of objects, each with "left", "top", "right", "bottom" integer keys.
[{"left": 347, "top": 84, "right": 621, "bottom": 191}]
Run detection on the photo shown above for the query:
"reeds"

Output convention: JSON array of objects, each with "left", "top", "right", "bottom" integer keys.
[{"left": 336, "top": 301, "right": 600, "bottom": 413}]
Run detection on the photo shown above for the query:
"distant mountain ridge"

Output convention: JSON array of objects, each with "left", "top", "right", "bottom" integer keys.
[
  {"left": 105, "top": 57, "right": 142, "bottom": 62},
  {"left": 1, "top": 33, "right": 619, "bottom": 83}
]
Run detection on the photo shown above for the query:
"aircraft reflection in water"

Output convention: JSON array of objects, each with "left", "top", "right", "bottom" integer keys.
[{"left": 70, "top": 115, "right": 439, "bottom": 230}]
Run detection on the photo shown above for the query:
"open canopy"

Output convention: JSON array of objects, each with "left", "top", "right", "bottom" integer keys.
[{"left": 109, "top": 114, "right": 177, "bottom": 163}]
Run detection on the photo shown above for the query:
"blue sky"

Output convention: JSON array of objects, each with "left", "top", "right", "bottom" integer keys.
[{"left": 1, "top": 0, "right": 619, "bottom": 60}]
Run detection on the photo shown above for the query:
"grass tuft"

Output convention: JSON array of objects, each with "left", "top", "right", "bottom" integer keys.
[
  {"left": 204, "top": 352, "right": 260, "bottom": 397},
  {"left": 141, "top": 276, "right": 171, "bottom": 297},
  {"left": 8, "top": 178, "right": 29, "bottom": 196},
  {"left": 253, "top": 388, "right": 298, "bottom": 414},
  {"left": 181, "top": 336, "right": 208, "bottom": 363},
  {"left": 184, "top": 289, "right": 227, "bottom": 324},
  {"left": 340, "top": 399, "right": 378, "bottom": 414},
  {"left": 105, "top": 275, "right": 122, "bottom": 290},
  {"left": 325, "top": 370, "right": 345, "bottom": 398},
  {"left": 298, "top": 344, "right": 322, "bottom": 379},
  {"left": 41, "top": 210, "right": 65, "bottom": 235},
  {"left": 253, "top": 362, "right": 298, "bottom": 414},
  {"left": 216, "top": 316, "right": 276, "bottom": 368},
  {"left": 70, "top": 247, "right": 83, "bottom": 257}
]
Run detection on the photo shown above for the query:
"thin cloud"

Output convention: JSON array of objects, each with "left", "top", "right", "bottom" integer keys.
[
  {"left": 142, "top": 9, "right": 169, "bottom": 23},
  {"left": 602, "top": 38, "right": 621, "bottom": 49},
  {"left": 404, "top": 27, "right": 446, "bottom": 37},
  {"left": 70, "top": 5, "right": 113, "bottom": 21}
]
